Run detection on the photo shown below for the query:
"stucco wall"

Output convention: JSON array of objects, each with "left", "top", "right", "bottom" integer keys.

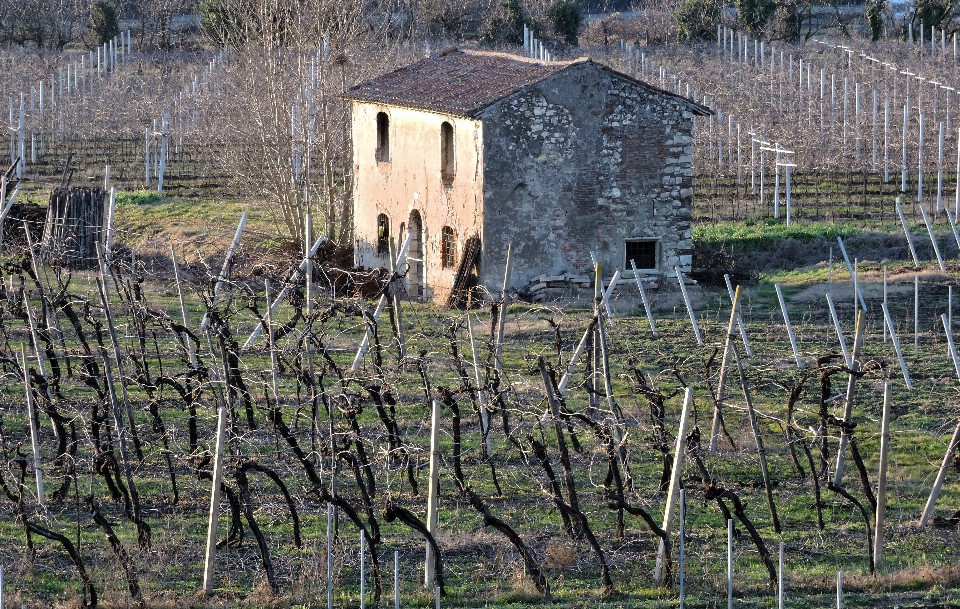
[
  {"left": 478, "top": 63, "right": 695, "bottom": 291},
  {"left": 352, "top": 102, "right": 484, "bottom": 302}
]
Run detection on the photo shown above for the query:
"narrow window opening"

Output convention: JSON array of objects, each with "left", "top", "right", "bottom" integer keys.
[
  {"left": 377, "top": 213, "right": 390, "bottom": 256},
  {"left": 625, "top": 239, "right": 658, "bottom": 270},
  {"left": 441, "top": 226, "right": 456, "bottom": 268},
  {"left": 376, "top": 112, "right": 390, "bottom": 162},
  {"left": 440, "top": 121, "right": 455, "bottom": 185}
]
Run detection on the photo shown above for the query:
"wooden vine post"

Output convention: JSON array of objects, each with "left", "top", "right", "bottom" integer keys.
[
  {"left": 424, "top": 399, "right": 441, "bottom": 588},
  {"left": 202, "top": 404, "right": 228, "bottom": 595},
  {"left": 709, "top": 286, "right": 742, "bottom": 453},
  {"left": 654, "top": 387, "right": 693, "bottom": 584}
]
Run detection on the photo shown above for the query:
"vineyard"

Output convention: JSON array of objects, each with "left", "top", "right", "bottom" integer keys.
[{"left": 2, "top": 24, "right": 960, "bottom": 609}]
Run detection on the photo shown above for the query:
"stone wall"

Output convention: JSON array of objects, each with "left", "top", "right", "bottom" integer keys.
[{"left": 478, "top": 62, "right": 695, "bottom": 291}]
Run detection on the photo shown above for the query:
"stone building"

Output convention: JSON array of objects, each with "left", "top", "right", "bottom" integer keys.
[{"left": 344, "top": 48, "right": 709, "bottom": 304}]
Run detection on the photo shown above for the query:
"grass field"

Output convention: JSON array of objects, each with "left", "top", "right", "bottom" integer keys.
[{"left": 1, "top": 189, "right": 960, "bottom": 609}]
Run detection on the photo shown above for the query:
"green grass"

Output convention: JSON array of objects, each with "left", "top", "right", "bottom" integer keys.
[{"left": 693, "top": 218, "right": 863, "bottom": 252}]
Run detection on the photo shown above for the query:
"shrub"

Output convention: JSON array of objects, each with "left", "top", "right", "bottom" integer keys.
[
  {"left": 546, "top": 0, "right": 582, "bottom": 46},
  {"left": 480, "top": 0, "right": 524, "bottom": 46},
  {"left": 735, "top": 0, "right": 775, "bottom": 37},
  {"left": 866, "top": 0, "right": 884, "bottom": 41},
  {"left": 88, "top": 1, "right": 120, "bottom": 46},
  {"left": 674, "top": 0, "right": 721, "bottom": 43}
]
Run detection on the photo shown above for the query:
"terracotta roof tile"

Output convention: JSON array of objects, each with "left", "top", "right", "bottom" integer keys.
[{"left": 342, "top": 49, "right": 584, "bottom": 117}]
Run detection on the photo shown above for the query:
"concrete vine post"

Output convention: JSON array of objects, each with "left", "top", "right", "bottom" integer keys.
[
  {"left": 466, "top": 315, "right": 491, "bottom": 456},
  {"left": 425, "top": 399, "right": 441, "bottom": 588},
  {"left": 873, "top": 381, "right": 892, "bottom": 567},
  {"left": 494, "top": 244, "right": 513, "bottom": 373},
  {"left": 920, "top": 318, "right": 960, "bottom": 526},
  {"left": 918, "top": 418, "right": 960, "bottom": 527},
  {"left": 171, "top": 246, "right": 196, "bottom": 366},
  {"left": 200, "top": 212, "right": 247, "bottom": 332},
  {"left": 388, "top": 237, "right": 407, "bottom": 366},
  {"left": 202, "top": 405, "right": 228, "bottom": 595},
  {"left": 19, "top": 343, "right": 44, "bottom": 506},
  {"left": 351, "top": 233, "right": 411, "bottom": 369}
]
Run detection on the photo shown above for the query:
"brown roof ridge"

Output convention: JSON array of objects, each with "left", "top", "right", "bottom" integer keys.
[
  {"left": 342, "top": 49, "right": 710, "bottom": 118},
  {"left": 456, "top": 47, "right": 589, "bottom": 67}
]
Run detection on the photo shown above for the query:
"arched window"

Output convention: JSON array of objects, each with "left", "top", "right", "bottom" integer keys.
[
  {"left": 377, "top": 213, "right": 390, "bottom": 256},
  {"left": 441, "top": 226, "right": 456, "bottom": 268},
  {"left": 440, "top": 121, "right": 455, "bottom": 185},
  {"left": 376, "top": 112, "right": 390, "bottom": 162}
]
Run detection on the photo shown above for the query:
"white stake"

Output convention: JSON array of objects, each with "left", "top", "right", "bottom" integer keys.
[
  {"left": 360, "top": 533, "right": 366, "bottom": 609},
  {"left": 395, "top": 550, "right": 400, "bottom": 609},
  {"left": 885, "top": 98, "right": 890, "bottom": 182},
  {"left": 242, "top": 237, "right": 326, "bottom": 349},
  {"left": 895, "top": 198, "right": 921, "bottom": 267},
  {"left": 601, "top": 270, "right": 620, "bottom": 324},
  {"left": 630, "top": 259, "right": 658, "bottom": 337},
  {"left": 104, "top": 187, "right": 116, "bottom": 257},
  {"left": 873, "top": 381, "right": 892, "bottom": 567},
  {"left": 833, "top": 312, "right": 865, "bottom": 486},
  {"left": 775, "top": 284, "right": 802, "bottom": 366},
  {"left": 903, "top": 105, "right": 909, "bottom": 192},
  {"left": 837, "top": 571, "right": 843, "bottom": 609},
  {"left": 654, "top": 387, "right": 693, "bottom": 583},
  {"left": 826, "top": 292, "right": 851, "bottom": 367},
  {"left": 20, "top": 344, "right": 44, "bottom": 506},
  {"left": 919, "top": 112, "right": 925, "bottom": 202},
  {"left": 881, "top": 302, "right": 914, "bottom": 389},
  {"left": 883, "top": 266, "right": 888, "bottom": 342},
  {"left": 351, "top": 234, "right": 412, "bottom": 369},
  {"left": 920, "top": 205, "right": 947, "bottom": 270},
  {"left": 425, "top": 400, "right": 441, "bottom": 588},
  {"left": 200, "top": 213, "right": 248, "bottom": 331},
  {"left": 956, "top": 128, "right": 960, "bottom": 216},
  {"left": 937, "top": 122, "right": 945, "bottom": 212},
  {"left": 203, "top": 405, "right": 228, "bottom": 595},
  {"left": 494, "top": 244, "right": 513, "bottom": 372},
  {"left": 327, "top": 504, "right": 333, "bottom": 609},
  {"left": 919, "top": 414, "right": 960, "bottom": 527},
  {"left": 675, "top": 267, "right": 703, "bottom": 345},
  {"left": 727, "top": 519, "right": 734, "bottom": 609},
  {"left": 778, "top": 540, "right": 784, "bottom": 609},
  {"left": 679, "top": 488, "right": 686, "bottom": 609},
  {"left": 944, "top": 209, "right": 960, "bottom": 247},
  {"left": 836, "top": 237, "right": 867, "bottom": 311},
  {"left": 915, "top": 274, "right": 920, "bottom": 353}
]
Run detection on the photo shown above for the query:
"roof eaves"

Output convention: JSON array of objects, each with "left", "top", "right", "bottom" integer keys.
[{"left": 340, "top": 95, "right": 476, "bottom": 119}]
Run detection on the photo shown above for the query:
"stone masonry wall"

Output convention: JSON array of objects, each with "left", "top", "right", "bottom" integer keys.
[{"left": 478, "top": 62, "right": 694, "bottom": 291}]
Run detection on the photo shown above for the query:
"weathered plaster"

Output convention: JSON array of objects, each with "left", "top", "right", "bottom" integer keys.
[{"left": 352, "top": 103, "right": 484, "bottom": 302}]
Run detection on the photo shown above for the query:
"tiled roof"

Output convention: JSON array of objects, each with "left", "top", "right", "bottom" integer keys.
[
  {"left": 343, "top": 48, "right": 709, "bottom": 118},
  {"left": 342, "top": 49, "right": 585, "bottom": 117}
]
